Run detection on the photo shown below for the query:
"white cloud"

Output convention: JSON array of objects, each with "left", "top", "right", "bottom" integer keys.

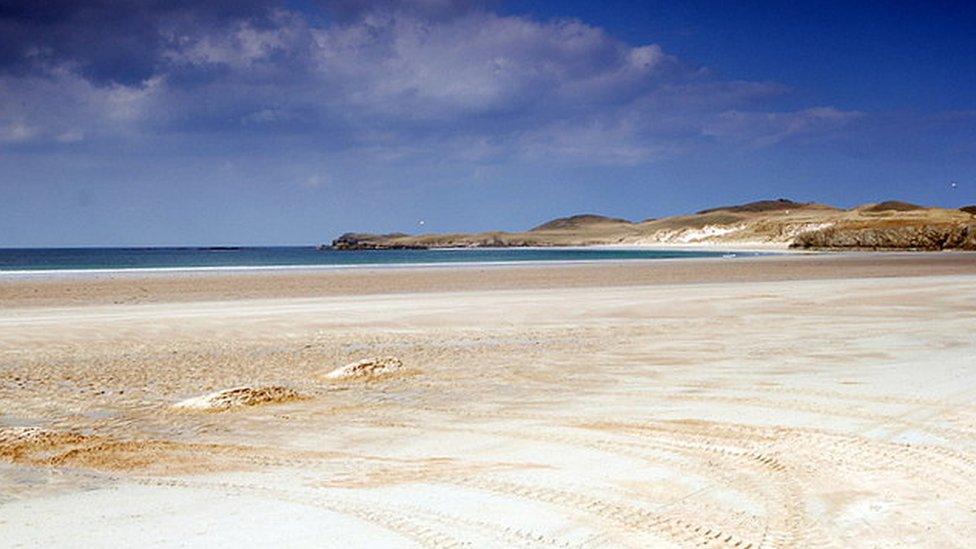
[
  {"left": 0, "top": 68, "right": 162, "bottom": 145},
  {"left": 0, "top": 121, "right": 40, "bottom": 143},
  {"left": 0, "top": 4, "right": 860, "bottom": 165},
  {"left": 304, "top": 12, "right": 679, "bottom": 118},
  {"left": 302, "top": 174, "right": 327, "bottom": 188},
  {"left": 702, "top": 107, "right": 864, "bottom": 147},
  {"left": 164, "top": 10, "right": 306, "bottom": 69}
]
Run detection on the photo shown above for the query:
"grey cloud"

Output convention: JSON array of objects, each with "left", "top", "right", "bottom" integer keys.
[
  {"left": 323, "top": 0, "right": 492, "bottom": 21},
  {"left": 0, "top": 1, "right": 861, "bottom": 164},
  {"left": 0, "top": 0, "right": 272, "bottom": 84}
]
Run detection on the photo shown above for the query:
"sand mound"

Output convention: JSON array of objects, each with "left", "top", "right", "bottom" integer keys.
[
  {"left": 173, "top": 386, "right": 302, "bottom": 411},
  {"left": 323, "top": 357, "right": 404, "bottom": 380},
  {"left": 1, "top": 427, "right": 57, "bottom": 445},
  {"left": 0, "top": 427, "right": 248, "bottom": 473},
  {"left": 0, "top": 427, "right": 88, "bottom": 449},
  {"left": 0, "top": 427, "right": 93, "bottom": 464}
]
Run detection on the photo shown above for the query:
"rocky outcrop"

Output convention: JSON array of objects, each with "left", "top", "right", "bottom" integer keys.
[
  {"left": 331, "top": 233, "right": 428, "bottom": 250},
  {"left": 792, "top": 223, "right": 976, "bottom": 251},
  {"left": 329, "top": 199, "right": 976, "bottom": 251}
]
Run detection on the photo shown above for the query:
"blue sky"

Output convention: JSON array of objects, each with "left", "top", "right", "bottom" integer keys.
[{"left": 1, "top": 0, "right": 974, "bottom": 246}]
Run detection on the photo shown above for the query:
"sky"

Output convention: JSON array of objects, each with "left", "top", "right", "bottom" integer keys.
[{"left": 1, "top": 0, "right": 974, "bottom": 246}]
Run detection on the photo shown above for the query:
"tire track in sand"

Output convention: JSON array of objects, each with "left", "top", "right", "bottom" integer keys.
[{"left": 131, "top": 476, "right": 580, "bottom": 548}]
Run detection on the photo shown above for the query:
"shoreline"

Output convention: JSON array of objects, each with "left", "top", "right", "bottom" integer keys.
[
  {"left": 4, "top": 242, "right": 968, "bottom": 279},
  {"left": 0, "top": 246, "right": 779, "bottom": 279},
  {"left": 0, "top": 244, "right": 793, "bottom": 279},
  {"left": 590, "top": 241, "right": 798, "bottom": 252},
  {"left": 2, "top": 251, "right": 974, "bottom": 308},
  {"left": 0, "top": 253, "right": 771, "bottom": 280}
]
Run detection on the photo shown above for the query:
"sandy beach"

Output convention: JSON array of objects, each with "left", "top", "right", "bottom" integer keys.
[{"left": 2, "top": 253, "right": 976, "bottom": 547}]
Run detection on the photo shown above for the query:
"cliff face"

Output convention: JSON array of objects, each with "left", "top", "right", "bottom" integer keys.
[
  {"left": 791, "top": 223, "right": 976, "bottom": 251},
  {"left": 329, "top": 200, "right": 976, "bottom": 251},
  {"left": 788, "top": 203, "right": 976, "bottom": 251}
]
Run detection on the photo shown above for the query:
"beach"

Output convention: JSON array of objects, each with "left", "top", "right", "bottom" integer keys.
[{"left": 2, "top": 253, "right": 976, "bottom": 547}]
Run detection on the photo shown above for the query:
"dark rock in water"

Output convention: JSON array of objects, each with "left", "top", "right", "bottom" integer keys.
[
  {"left": 792, "top": 223, "right": 976, "bottom": 250},
  {"left": 331, "top": 232, "right": 427, "bottom": 250}
]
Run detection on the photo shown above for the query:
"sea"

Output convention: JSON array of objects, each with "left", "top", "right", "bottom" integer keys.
[{"left": 0, "top": 247, "right": 761, "bottom": 274}]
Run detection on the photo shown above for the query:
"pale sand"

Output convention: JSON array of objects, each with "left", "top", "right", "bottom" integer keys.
[
  {"left": 1, "top": 255, "right": 976, "bottom": 547},
  {"left": 2, "top": 252, "right": 975, "bottom": 307}
]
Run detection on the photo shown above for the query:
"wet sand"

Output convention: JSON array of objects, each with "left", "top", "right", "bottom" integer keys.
[
  {"left": 2, "top": 252, "right": 975, "bottom": 307},
  {"left": 2, "top": 254, "right": 976, "bottom": 547}
]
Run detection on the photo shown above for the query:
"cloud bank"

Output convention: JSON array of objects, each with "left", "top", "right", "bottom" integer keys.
[{"left": 1, "top": 1, "right": 859, "bottom": 165}]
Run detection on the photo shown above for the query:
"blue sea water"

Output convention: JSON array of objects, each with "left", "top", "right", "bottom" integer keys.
[{"left": 0, "top": 247, "right": 759, "bottom": 273}]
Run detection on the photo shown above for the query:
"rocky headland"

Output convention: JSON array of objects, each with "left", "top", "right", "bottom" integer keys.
[{"left": 330, "top": 199, "right": 976, "bottom": 251}]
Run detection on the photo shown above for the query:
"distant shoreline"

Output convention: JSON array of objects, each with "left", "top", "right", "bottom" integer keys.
[
  {"left": 0, "top": 246, "right": 771, "bottom": 277},
  {"left": 0, "top": 254, "right": 771, "bottom": 279},
  {"left": 2, "top": 252, "right": 974, "bottom": 309},
  {"left": 329, "top": 199, "right": 976, "bottom": 251}
]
